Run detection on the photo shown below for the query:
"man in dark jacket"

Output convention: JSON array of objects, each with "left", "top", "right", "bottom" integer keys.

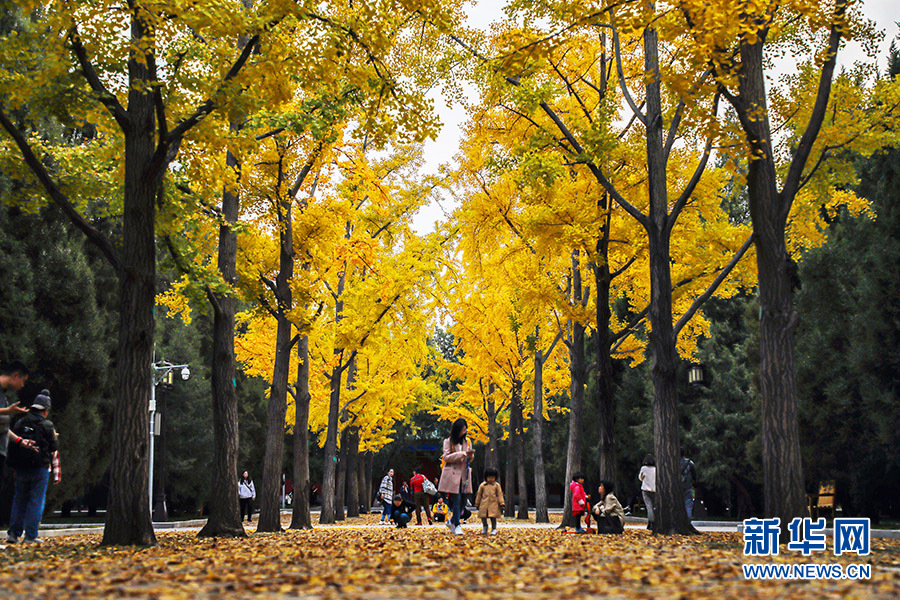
[
  {"left": 390, "top": 494, "right": 416, "bottom": 529},
  {"left": 7, "top": 389, "right": 58, "bottom": 544}
]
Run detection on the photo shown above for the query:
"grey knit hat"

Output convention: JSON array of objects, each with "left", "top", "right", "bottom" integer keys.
[{"left": 31, "top": 389, "right": 51, "bottom": 411}]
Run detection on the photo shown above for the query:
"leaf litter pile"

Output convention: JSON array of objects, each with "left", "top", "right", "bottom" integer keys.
[{"left": 1, "top": 518, "right": 898, "bottom": 598}]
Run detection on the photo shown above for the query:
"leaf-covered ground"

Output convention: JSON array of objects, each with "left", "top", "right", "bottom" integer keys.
[{"left": 1, "top": 516, "right": 898, "bottom": 598}]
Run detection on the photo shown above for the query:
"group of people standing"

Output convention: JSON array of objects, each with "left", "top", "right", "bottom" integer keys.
[
  {"left": 378, "top": 419, "right": 503, "bottom": 535},
  {"left": 0, "top": 361, "right": 61, "bottom": 544},
  {"left": 637, "top": 450, "right": 698, "bottom": 531}
]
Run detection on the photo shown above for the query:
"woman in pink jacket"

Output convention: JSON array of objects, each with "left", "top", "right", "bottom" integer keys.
[{"left": 438, "top": 418, "right": 474, "bottom": 535}]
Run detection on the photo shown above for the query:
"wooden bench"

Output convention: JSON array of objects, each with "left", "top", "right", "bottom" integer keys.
[{"left": 808, "top": 481, "right": 836, "bottom": 520}]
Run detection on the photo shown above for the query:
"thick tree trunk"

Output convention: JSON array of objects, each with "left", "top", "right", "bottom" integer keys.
[
  {"left": 531, "top": 350, "right": 549, "bottom": 523},
  {"left": 257, "top": 184, "right": 295, "bottom": 533},
  {"left": 102, "top": 17, "right": 158, "bottom": 545},
  {"left": 346, "top": 428, "right": 360, "bottom": 518},
  {"left": 739, "top": 39, "right": 807, "bottom": 532},
  {"left": 199, "top": 141, "right": 244, "bottom": 538},
  {"left": 512, "top": 384, "right": 529, "bottom": 520},
  {"left": 290, "top": 335, "right": 313, "bottom": 530},
  {"left": 644, "top": 24, "right": 695, "bottom": 535},
  {"left": 320, "top": 265, "right": 347, "bottom": 525},
  {"left": 595, "top": 215, "right": 618, "bottom": 490},
  {"left": 335, "top": 428, "right": 349, "bottom": 521},
  {"left": 559, "top": 253, "right": 586, "bottom": 529},
  {"left": 320, "top": 367, "right": 343, "bottom": 524},
  {"left": 256, "top": 314, "right": 292, "bottom": 532}
]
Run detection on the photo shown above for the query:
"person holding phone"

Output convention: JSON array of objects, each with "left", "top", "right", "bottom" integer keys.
[{"left": 438, "top": 418, "right": 474, "bottom": 535}]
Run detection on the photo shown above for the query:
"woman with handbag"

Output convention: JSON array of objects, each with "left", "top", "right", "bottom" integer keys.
[
  {"left": 377, "top": 468, "right": 394, "bottom": 525},
  {"left": 410, "top": 468, "right": 434, "bottom": 525},
  {"left": 437, "top": 418, "right": 474, "bottom": 535}
]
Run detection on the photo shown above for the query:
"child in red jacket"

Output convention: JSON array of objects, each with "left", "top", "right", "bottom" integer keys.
[{"left": 570, "top": 472, "right": 588, "bottom": 534}]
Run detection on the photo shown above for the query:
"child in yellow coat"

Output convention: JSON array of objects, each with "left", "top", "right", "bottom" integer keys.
[{"left": 475, "top": 468, "right": 505, "bottom": 535}]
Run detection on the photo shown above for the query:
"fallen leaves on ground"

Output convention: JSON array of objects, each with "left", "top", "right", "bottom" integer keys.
[{"left": 0, "top": 517, "right": 897, "bottom": 599}]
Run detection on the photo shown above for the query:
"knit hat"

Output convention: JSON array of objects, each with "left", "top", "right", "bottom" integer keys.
[{"left": 31, "top": 389, "right": 51, "bottom": 411}]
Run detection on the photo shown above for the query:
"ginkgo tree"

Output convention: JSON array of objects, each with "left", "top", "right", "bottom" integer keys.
[
  {"left": 0, "top": 0, "right": 306, "bottom": 546},
  {"left": 676, "top": 0, "right": 900, "bottom": 531}
]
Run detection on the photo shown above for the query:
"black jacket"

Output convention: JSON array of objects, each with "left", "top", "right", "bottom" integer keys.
[{"left": 8, "top": 411, "right": 58, "bottom": 469}]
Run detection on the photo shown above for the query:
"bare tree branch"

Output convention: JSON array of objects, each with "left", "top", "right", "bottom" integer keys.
[
  {"left": 68, "top": 28, "right": 130, "bottom": 131},
  {"left": 0, "top": 105, "right": 122, "bottom": 271}
]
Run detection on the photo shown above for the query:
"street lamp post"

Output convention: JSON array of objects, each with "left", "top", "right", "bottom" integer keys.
[{"left": 150, "top": 357, "right": 190, "bottom": 522}]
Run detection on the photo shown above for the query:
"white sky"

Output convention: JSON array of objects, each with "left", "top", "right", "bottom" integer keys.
[{"left": 410, "top": 0, "right": 900, "bottom": 234}]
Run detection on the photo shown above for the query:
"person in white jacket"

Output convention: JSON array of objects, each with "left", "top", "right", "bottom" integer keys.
[
  {"left": 639, "top": 454, "right": 656, "bottom": 531},
  {"left": 238, "top": 470, "right": 256, "bottom": 523}
]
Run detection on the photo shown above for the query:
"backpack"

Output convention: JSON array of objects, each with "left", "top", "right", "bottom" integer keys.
[
  {"left": 423, "top": 478, "right": 438, "bottom": 496},
  {"left": 8, "top": 415, "right": 47, "bottom": 470}
]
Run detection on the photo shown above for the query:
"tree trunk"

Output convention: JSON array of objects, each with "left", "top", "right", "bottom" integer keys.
[
  {"left": 346, "top": 428, "right": 360, "bottom": 518},
  {"left": 512, "top": 383, "right": 529, "bottom": 520},
  {"left": 643, "top": 23, "right": 695, "bottom": 535},
  {"left": 256, "top": 183, "right": 295, "bottom": 533},
  {"left": 102, "top": 16, "right": 158, "bottom": 545},
  {"left": 737, "top": 39, "right": 808, "bottom": 533},
  {"left": 256, "top": 314, "right": 292, "bottom": 532},
  {"left": 319, "top": 261, "right": 347, "bottom": 525},
  {"left": 559, "top": 253, "right": 586, "bottom": 529},
  {"left": 531, "top": 353, "right": 548, "bottom": 523},
  {"left": 198, "top": 139, "right": 244, "bottom": 538},
  {"left": 362, "top": 452, "right": 373, "bottom": 512},
  {"left": 485, "top": 383, "right": 499, "bottom": 472},
  {"left": 503, "top": 421, "right": 515, "bottom": 518},
  {"left": 595, "top": 212, "right": 618, "bottom": 490},
  {"left": 320, "top": 366, "right": 343, "bottom": 524},
  {"left": 290, "top": 335, "right": 313, "bottom": 530},
  {"left": 335, "top": 427, "right": 349, "bottom": 521}
]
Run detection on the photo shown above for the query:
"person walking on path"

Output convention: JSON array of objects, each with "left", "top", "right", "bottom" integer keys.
[
  {"left": 378, "top": 468, "right": 395, "bottom": 525},
  {"left": 6, "top": 389, "right": 58, "bottom": 544},
  {"left": 475, "top": 467, "right": 504, "bottom": 535},
  {"left": 438, "top": 418, "right": 473, "bottom": 535},
  {"left": 410, "top": 468, "right": 433, "bottom": 525},
  {"left": 238, "top": 470, "right": 256, "bottom": 523},
  {"left": 639, "top": 454, "right": 657, "bottom": 531},
  {"left": 591, "top": 480, "right": 625, "bottom": 535},
  {"left": 570, "top": 472, "right": 589, "bottom": 534},
  {"left": 0, "top": 361, "right": 36, "bottom": 480},
  {"left": 681, "top": 450, "right": 697, "bottom": 520}
]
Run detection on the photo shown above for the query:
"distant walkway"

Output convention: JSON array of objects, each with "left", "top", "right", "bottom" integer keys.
[{"left": 34, "top": 510, "right": 900, "bottom": 540}]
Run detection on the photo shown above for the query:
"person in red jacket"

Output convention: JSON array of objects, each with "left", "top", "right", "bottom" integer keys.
[
  {"left": 570, "top": 472, "right": 588, "bottom": 534},
  {"left": 410, "top": 468, "right": 433, "bottom": 525}
]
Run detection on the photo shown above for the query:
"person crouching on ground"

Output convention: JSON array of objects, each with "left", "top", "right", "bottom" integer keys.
[
  {"left": 432, "top": 497, "right": 448, "bottom": 522},
  {"left": 390, "top": 494, "right": 416, "bottom": 529},
  {"left": 475, "top": 467, "right": 504, "bottom": 535},
  {"left": 7, "top": 389, "right": 58, "bottom": 544},
  {"left": 591, "top": 480, "right": 625, "bottom": 534},
  {"left": 570, "top": 472, "right": 588, "bottom": 533}
]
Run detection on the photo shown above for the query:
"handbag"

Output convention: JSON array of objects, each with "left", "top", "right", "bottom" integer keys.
[{"left": 423, "top": 479, "right": 438, "bottom": 496}]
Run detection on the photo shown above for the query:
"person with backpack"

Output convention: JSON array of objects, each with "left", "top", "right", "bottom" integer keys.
[
  {"left": 6, "top": 389, "right": 58, "bottom": 544},
  {"left": 681, "top": 449, "right": 697, "bottom": 520},
  {"left": 410, "top": 468, "right": 433, "bottom": 526},
  {"left": 0, "top": 360, "right": 37, "bottom": 480}
]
